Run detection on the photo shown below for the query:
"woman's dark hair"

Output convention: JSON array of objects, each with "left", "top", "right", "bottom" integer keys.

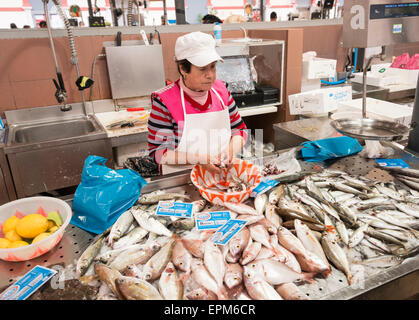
[
  {"left": 176, "top": 59, "right": 192, "bottom": 78},
  {"left": 270, "top": 11, "right": 277, "bottom": 19},
  {"left": 202, "top": 14, "right": 223, "bottom": 24}
]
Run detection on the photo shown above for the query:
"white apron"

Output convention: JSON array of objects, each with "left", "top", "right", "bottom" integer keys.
[{"left": 162, "top": 87, "right": 231, "bottom": 175}]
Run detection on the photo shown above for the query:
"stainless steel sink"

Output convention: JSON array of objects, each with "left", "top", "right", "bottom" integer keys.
[{"left": 13, "top": 117, "right": 97, "bottom": 144}]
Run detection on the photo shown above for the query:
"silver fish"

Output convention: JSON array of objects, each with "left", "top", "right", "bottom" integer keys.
[
  {"left": 374, "top": 184, "right": 404, "bottom": 201},
  {"left": 264, "top": 204, "right": 282, "bottom": 229},
  {"left": 321, "top": 231, "right": 353, "bottom": 284},
  {"left": 224, "top": 201, "right": 258, "bottom": 215},
  {"left": 113, "top": 227, "right": 149, "bottom": 250},
  {"left": 392, "top": 201, "right": 419, "bottom": 219},
  {"left": 240, "top": 240, "right": 262, "bottom": 265},
  {"left": 204, "top": 239, "right": 225, "bottom": 288},
  {"left": 348, "top": 223, "right": 369, "bottom": 248},
  {"left": 109, "top": 241, "right": 161, "bottom": 271},
  {"left": 330, "top": 182, "right": 366, "bottom": 197},
  {"left": 192, "top": 200, "right": 207, "bottom": 215},
  {"left": 76, "top": 231, "right": 108, "bottom": 277},
  {"left": 365, "top": 227, "right": 406, "bottom": 247},
  {"left": 142, "top": 237, "right": 176, "bottom": 281},
  {"left": 341, "top": 175, "right": 372, "bottom": 192},
  {"left": 255, "top": 193, "right": 268, "bottom": 215},
  {"left": 172, "top": 218, "right": 195, "bottom": 230},
  {"left": 236, "top": 214, "right": 264, "bottom": 225},
  {"left": 107, "top": 209, "right": 135, "bottom": 246},
  {"left": 335, "top": 220, "right": 349, "bottom": 246},
  {"left": 116, "top": 276, "right": 163, "bottom": 300},
  {"left": 95, "top": 243, "right": 143, "bottom": 264},
  {"left": 190, "top": 258, "right": 228, "bottom": 300},
  {"left": 243, "top": 264, "right": 283, "bottom": 300},
  {"left": 94, "top": 263, "right": 124, "bottom": 300},
  {"left": 158, "top": 262, "right": 184, "bottom": 300},
  {"left": 131, "top": 208, "right": 173, "bottom": 237},
  {"left": 249, "top": 224, "right": 271, "bottom": 248},
  {"left": 359, "top": 255, "right": 403, "bottom": 268},
  {"left": 172, "top": 239, "right": 192, "bottom": 273},
  {"left": 229, "top": 227, "right": 250, "bottom": 257},
  {"left": 363, "top": 235, "right": 395, "bottom": 254},
  {"left": 268, "top": 185, "right": 285, "bottom": 205},
  {"left": 137, "top": 191, "right": 190, "bottom": 204}
]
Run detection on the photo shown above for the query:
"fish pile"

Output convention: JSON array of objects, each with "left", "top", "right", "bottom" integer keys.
[
  {"left": 262, "top": 164, "right": 285, "bottom": 177},
  {"left": 74, "top": 168, "right": 419, "bottom": 300},
  {"left": 209, "top": 168, "right": 252, "bottom": 193}
]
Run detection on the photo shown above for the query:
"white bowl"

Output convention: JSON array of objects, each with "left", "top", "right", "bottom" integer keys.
[{"left": 0, "top": 197, "right": 73, "bottom": 262}]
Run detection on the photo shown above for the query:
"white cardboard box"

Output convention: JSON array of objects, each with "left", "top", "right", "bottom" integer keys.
[
  {"left": 303, "top": 57, "right": 337, "bottom": 80},
  {"left": 352, "top": 72, "right": 401, "bottom": 87},
  {"left": 289, "top": 86, "right": 352, "bottom": 116},
  {"left": 301, "top": 78, "right": 321, "bottom": 92},
  {"left": 336, "top": 98, "right": 413, "bottom": 126}
]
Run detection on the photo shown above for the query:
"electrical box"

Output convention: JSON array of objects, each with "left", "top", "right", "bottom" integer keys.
[{"left": 343, "top": 0, "right": 419, "bottom": 48}]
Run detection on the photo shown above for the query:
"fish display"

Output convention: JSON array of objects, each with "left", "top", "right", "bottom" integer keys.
[{"left": 75, "top": 168, "right": 418, "bottom": 300}]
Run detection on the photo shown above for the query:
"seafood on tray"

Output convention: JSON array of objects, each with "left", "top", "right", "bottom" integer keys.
[{"left": 74, "top": 168, "right": 419, "bottom": 300}]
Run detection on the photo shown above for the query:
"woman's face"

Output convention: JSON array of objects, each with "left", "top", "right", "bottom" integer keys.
[{"left": 182, "top": 62, "right": 217, "bottom": 92}]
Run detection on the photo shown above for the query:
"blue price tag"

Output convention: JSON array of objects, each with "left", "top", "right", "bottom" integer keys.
[
  {"left": 376, "top": 159, "right": 410, "bottom": 168},
  {"left": 0, "top": 265, "right": 57, "bottom": 300},
  {"left": 251, "top": 179, "right": 280, "bottom": 197},
  {"left": 195, "top": 211, "right": 231, "bottom": 230},
  {"left": 156, "top": 201, "right": 193, "bottom": 218},
  {"left": 210, "top": 219, "right": 247, "bottom": 246}
]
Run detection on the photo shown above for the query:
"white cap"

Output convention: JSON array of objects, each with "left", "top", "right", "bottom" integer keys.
[{"left": 175, "top": 32, "right": 223, "bottom": 67}]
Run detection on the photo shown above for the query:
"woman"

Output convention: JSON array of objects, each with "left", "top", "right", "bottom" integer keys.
[{"left": 147, "top": 32, "right": 248, "bottom": 175}]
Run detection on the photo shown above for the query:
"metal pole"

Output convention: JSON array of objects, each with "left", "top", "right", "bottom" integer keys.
[
  {"left": 260, "top": 0, "right": 264, "bottom": 22},
  {"left": 163, "top": 0, "right": 167, "bottom": 25},
  {"left": 87, "top": 0, "right": 94, "bottom": 18},
  {"left": 174, "top": 0, "right": 186, "bottom": 24}
]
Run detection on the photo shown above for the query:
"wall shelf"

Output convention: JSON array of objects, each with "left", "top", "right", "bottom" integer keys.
[{"left": 238, "top": 103, "right": 280, "bottom": 117}]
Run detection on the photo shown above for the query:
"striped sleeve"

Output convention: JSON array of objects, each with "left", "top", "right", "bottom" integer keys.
[
  {"left": 147, "top": 94, "right": 178, "bottom": 164},
  {"left": 227, "top": 91, "right": 248, "bottom": 143}
]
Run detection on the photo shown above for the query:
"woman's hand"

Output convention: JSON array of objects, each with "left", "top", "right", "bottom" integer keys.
[{"left": 220, "top": 135, "right": 246, "bottom": 166}]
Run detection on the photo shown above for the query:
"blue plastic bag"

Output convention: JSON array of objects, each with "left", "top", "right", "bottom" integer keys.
[
  {"left": 71, "top": 156, "right": 148, "bottom": 234},
  {"left": 300, "top": 136, "right": 363, "bottom": 162}
]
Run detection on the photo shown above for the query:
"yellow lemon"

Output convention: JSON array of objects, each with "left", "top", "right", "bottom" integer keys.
[
  {"left": 16, "top": 214, "right": 49, "bottom": 239},
  {"left": 49, "top": 226, "right": 59, "bottom": 233},
  {"left": 47, "top": 220, "right": 56, "bottom": 230},
  {"left": 9, "top": 240, "right": 29, "bottom": 248},
  {"left": 0, "top": 238, "right": 11, "bottom": 249},
  {"left": 32, "top": 233, "right": 51, "bottom": 244},
  {"left": 2, "top": 216, "right": 20, "bottom": 234},
  {"left": 5, "top": 230, "right": 22, "bottom": 242}
]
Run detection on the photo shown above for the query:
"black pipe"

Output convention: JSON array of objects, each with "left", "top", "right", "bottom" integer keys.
[{"left": 87, "top": 0, "right": 94, "bottom": 18}]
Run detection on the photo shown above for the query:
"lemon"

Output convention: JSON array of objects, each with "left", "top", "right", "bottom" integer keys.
[
  {"left": 49, "top": 226, "right": 59, "bottom": 233},
  {"left": 32, "top": 233, "right": 51, "bottom": 244},
  {"left": 9, "top": 240, "right": 29, "bottom": 248},
  {"left": 16, "top": 214, "right": 49, "bottom": 239},
  {"left": 2, "top": 216, "right": 20, "bottom": 234},
  {"left": 0, "top": 238, "right": 11, "bottom": 249},
  {"left": 47, "top": 211, "right": 63, "bottom": 227},
  {"left": 47, "top": 220, "right": 56, "bottom": 230},
  {"left": 5, "top": 230, "right": 23, "bottom": 242}
]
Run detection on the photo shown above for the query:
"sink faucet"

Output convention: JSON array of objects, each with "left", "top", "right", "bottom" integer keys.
[{"left": 240, "top": 27, "right": 248, "bottom": 39}]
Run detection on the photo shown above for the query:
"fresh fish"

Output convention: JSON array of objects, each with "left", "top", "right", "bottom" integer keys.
[
  {"left": 348, "top": 223, "right": 369, "bottom": 248},
  {"left": 275, "top": 283, "right": 309, "bottom": 300},
  {"left": 295, "top": 249, "right": 330, "bottom": 275},
  {"left": 277, "top": 226, "right": 307, "bottom": 256},
  {"left": 269, "top": 235, "right": 301, "bottom": 273},
  {"left": 358, "top": 255, "right": 403, "bottom": 268},
  {"left": 229, "top": 227, "right": 250, "bottom": 257},
  {"left": 256, "top": 218, "right": 278, "bottom": 234},
  {"left": 192, "top": 200, "right": 207, "bottom": 215},
  {"left": 293, "top": 192, "right": 322, "bottom": 209},
  {"left": 321, "top": 231, "right": 353, "bottom": 284},
  {"left": 334, "top": 193, "right": 356, "bottom": 203},
  {"left": 181, "top": 238, "right": 205, "bottom": 258},
  {"left": 356, "top": 197, "right": 393, "bottom": 210},
  {"left": 142, "top": 237, "right": 176, "bottom": 281},
  {"left": 131, "top": 208, "right": 173, "bottom": 237},
  {"left": 363, "top": 235, "right": 393, "bottom": 254},
  {"left": 240, "top": 239, "right": 262, "bottom": 265},
  {"left": 365, "top": 227, "right": 407, "bottom": 247},
  {"left": 360, "top": 238, "right": 388, "bottom": 255},
  {"left": 113, "top": 227, "right": 149, "bottom": 250},
  {"left": 255, "top": 247, "right": 275, "bottom": 261},
  {"left": 277, "top": 198, "right": 321, "bottom": 224},
  {"left": 186, "top": 287, "right": 218, "bottom": 300},
  {"left": 107, "top": 209, "right": 135, "bottom": 246},
  {"left": 392, "top": 201, "right": 419, "bottom": 219},
  {"left": 124, "top": 264, "right": 144, "bottom": 279},
  {"left": 243, "top": 264, "right": 283, "bottom": 300},
  {"left": 190, "top": 258, "right": 228, "bottom": 300},
  {"left": 204, "top": 240, "right": 225, "bottom": 288},
  {"left": 282, "top": 220, "right": 325, "bottom": 232},
  {"left": 224, "top": 263, "right": 243, "bottom": 289},
  {"left": 332, "top": 204, "right": 357, "bottom": 226},
  {"left": 374, "top": 184, "right": 404, "bottom": 201},
  {"left": 330, "top": 182, "right": 366, "bottom": 197},
  {"left": 116, "top": 277, "right": 163, "bottom": 300},
  {"left": 264, "top": 204, "right": 282, "bottom": 229},
  {"left": 255, "top": 193, "right": 268, "bottom": 215},
  {"left": 341, "top": 175, "right": 372, "bottom": 192},
  {"left": 224, "top": 202, "right": 258, "bottom": 215},
  {"left": 109, "top": 241, "right": 161, "bottom": 272},
  {"left": 236, "top": 214, "right": 264, "bottom": 225},
  {"left": 382, "top": 167, "right": 419, "bottom": 179},
  {"left": 95, "top": 243, "right": 143, "bottom": 265},
  {"left": 172, "top": 218, "right": 195, "bottom": 230},
  {"left": 321, "top": 203, "right": 341, "bottom": 221},
  {"left": 76, "top": 231, "right": 108, "bottom": 277},
  {"left": 376, "top": 212, "right": 415, "bottom": 230},
  {"left": 378, "top": 229, "right": 414, "bottom": 242},
  {"left": 268, "top": 185, "right": 285, "bottom": 205},
  {"left": 249, "top": 224, "right": 271, "bottom": 248},
  {"left": 247, "top": 259, "right": 315, "bottom": 286},
  {"left": 295, "top": 219, "right": 330, "bottom": 270},
  {"left": 158, "top": 262, "right": 183, "bottom": 300},
  {"left": 172, "top": 239, "right": 192, "bottom": 273},
  {"left": 342, "top": 197, "right": 360, "bottom": 208},
  {"left": 137, "top": 191, "right": 190, "bottom": 204},
  {"left": 94, "top": 263, "right": 124, "bottom": 300}
]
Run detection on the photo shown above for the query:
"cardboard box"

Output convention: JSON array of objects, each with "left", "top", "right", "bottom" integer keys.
[
  {"left": 301, "top": 78, "right": 321, "bottom": 92},
  {"left": 352, "top": 72, "right": 401, "bottom": 87},
  {"left": 302, "top": 57, "right": 337, "bottom": 80},
  {"left": 336, "top": 98, "right": 413, "bottom": 126},
  {"left": 289, "top": 86, "right": 352, "bottom": 116}
]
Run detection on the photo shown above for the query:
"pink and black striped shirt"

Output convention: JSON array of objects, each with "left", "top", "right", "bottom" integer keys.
[{"left": 147, "top": 79, "right": 248, "bottom": 164}]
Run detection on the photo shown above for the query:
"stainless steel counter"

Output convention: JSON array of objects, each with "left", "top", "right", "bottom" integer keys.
[{"left": 1, "top": 147, "right": 418, "bottom": 299}]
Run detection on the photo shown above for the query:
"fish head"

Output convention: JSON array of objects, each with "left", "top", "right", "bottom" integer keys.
[
  {"left": 243, "top": 261, "right": 262, "bottom": 280},
  {"left": 173, "top": 252, "right": 191, "bottom": 272}
]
